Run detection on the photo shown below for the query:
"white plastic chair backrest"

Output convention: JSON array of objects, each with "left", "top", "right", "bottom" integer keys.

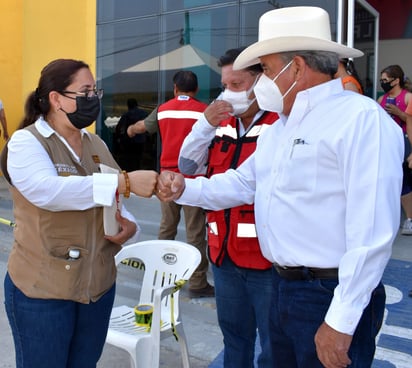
[{"left": 115, "top": 240, "right": 201, "bottom": 321}]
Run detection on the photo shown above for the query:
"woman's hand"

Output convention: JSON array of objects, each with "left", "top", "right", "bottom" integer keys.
[
  {"left": 105, "top": 210, "right": 137, "bottom": 245},
  {"left": 385, "top": 103, "right": 402, "bottom": 118},
  {"left": 126, "top": 170, "right": 158, "bottom": 198}
]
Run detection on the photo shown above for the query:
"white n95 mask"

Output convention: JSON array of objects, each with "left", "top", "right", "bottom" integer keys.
[
  {"left": 219, "top": 76, "right": 258, "bottom": 116},
  {"left": 253, "top": 60, "right": 296, "bottom": 113}
]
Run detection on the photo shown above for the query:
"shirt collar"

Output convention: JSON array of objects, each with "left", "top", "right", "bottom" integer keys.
[
  {"left": 281, "top": 78, "right": 343, "bottom": 127},
  {"left": 35, "top": 115, "right": 91, "bottom": 138}
]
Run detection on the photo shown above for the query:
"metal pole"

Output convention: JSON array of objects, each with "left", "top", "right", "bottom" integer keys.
[
  {"left": 347, "top": 0, "right": 355, "bottom": 48},
  {"left": 337, "top": 0, "right": 343, "bottom": 43}
]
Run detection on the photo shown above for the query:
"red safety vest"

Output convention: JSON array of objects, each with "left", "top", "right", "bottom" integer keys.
[
  {"left": 158, "top": 95, "right": 207, "bottom": 172},
  {"left": 206, "top": 111, "right": 278, "bottom": 269}
]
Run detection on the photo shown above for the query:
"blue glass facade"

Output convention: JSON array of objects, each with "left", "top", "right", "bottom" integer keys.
[{"left": 96, "top": 0, "right": 380, "bottom": 164}]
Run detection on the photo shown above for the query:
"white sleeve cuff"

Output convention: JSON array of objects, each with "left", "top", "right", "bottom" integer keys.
[
  {"left": 324, "top": 296, "right": 364, "bottom": 335},
  {"left": 93, "top": 173, "right": 118, "bottom": 206}
]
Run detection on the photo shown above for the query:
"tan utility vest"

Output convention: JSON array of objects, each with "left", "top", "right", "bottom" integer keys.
[{"left": 3, "top": 124, "right": 122, "bottom": 303}]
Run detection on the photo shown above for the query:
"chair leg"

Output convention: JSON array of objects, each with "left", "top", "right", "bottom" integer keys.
[
  {"left": 134, "top": 337, "right": 159, "bottom": 368},
  {"left": 175, "top": 324, "right": 191, "bottom": 368},
  {"left": 129, "top": 353, "right": 137, "bottom": 368}
]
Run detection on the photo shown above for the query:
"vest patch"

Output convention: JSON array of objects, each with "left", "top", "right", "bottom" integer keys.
[{"left": 54, "top": 163, "right": 78, "bottom": 175}]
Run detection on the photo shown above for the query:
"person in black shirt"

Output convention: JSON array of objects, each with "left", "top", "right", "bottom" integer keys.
[{"left": 113, "top": 98, "right": 148, "bottom": 171}]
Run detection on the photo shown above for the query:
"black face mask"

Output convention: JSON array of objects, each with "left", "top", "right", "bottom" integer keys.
[
  {"left": 380, "top": 80, "right": 394, "bottom": 94},
  {"left": 62, "top": 96, "right": 100, "bottom": 129}
]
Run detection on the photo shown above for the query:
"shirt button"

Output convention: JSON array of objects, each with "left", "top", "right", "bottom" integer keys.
[{"left": 65, "top": 264, "right": 71, "bottom": 270}]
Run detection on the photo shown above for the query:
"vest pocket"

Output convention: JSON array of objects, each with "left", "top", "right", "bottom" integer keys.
[
  {"left": 36, "top": 245, "right": 89, "bottom": 298},
  {"left": 206, "top": 221, "right": 221, "bottom": 249},
  {"left": 230, "top": 209, "right": 259, "bottom": 253},
  {"left": 206, "top": 211, "right": 226, "bottom": 252}
]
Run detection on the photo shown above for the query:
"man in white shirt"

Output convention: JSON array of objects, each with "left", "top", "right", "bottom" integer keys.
[
  {"left": 179, "top": 48, "right": 279, "bottom": 368},
  {"left": 155, "top": 6, "right": 404, "bottom": 368}
]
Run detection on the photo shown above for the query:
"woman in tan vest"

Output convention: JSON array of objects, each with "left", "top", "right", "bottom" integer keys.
[{"left": 2, "top": 59, "right": 157, "bottom": 368}]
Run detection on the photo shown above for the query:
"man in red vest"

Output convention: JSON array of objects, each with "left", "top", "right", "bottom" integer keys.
[
  {"left": 128, "top": 71, "right": 214, "bottom": 298},
  {"left": 178, "top": 48, "right": 279, "bottom": 368}
]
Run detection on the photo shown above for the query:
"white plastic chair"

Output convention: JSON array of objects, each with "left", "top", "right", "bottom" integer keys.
[{"left": 105, "top": 240, "right": 201, "bottom": 368}]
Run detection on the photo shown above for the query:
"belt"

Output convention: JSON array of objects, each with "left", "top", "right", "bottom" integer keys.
[{"left": 273, "top": 265, "right": 338, "bottom": 281}]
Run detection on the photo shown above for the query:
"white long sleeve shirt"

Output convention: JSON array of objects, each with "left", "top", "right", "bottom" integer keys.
[
  {"left": 178, "top": 114, "right": 217, "bottom": 175},
  {"left": 178, "top": 111, "right": 265, "bottom": 176},
  {"left": 177, "top": 78, "right": 404, "bottom": 334},
  {"left": 7, "top": 117, "right": 139, "bottom": 241}
]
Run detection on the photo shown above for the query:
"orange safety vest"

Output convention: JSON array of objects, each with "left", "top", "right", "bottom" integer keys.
[
  {"left": 206, "top": 111, "right": 278, "bottom": 269},
  {"left": 158, "top": 95, "right": 207, "bottom": 172}
]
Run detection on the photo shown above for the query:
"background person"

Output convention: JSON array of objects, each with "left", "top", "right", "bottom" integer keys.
[
  {"left": 1, "top": 58, "right": 157, "bottom": 368},
  {"left": 404, "top": 101, "right": 412, "bottom": 300},
  {"left": 156, "top": 6, "right": 404, "bottom": 368},
  {"left": 0, "top": 98, "right": 10, "bottom": 140},
  {"left": 113, "top": 98, "right": 148, "bottom": 171},
  {"left": 377, "top": 64, "right": 412, "bottom": 235},
  {"left": 128, "top": 70, "right": 214, "bottom": 298},
  {"left": 335, "top": 58, "right": 363, "bottom": 94},
  {"left": 178, "top": 47, "right": 278, "bottom": 368}
]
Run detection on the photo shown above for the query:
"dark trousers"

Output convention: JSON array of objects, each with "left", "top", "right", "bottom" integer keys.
[
  {"left": 212, "top": 257, "right": 274, "bottom": 368},
  {"left": 269, "top": 270, "right": 385, "bottom": 367}
]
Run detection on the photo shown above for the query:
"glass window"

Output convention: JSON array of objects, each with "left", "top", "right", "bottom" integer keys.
[
  {"left": 266, "top": 1, "right": 338, "bottom": 39},
  {"left": 96, "top": 16, "right": 160, "bottom": 155},
  {"left": 98, "top": 0, "right": 319, "bottom": 162},
  {"left": 163, "top": 0, "right": 229, "bottom": 12},
  {"left": 160, "top": 6, "right": 239, "bottom": 103},
  {"left": 240, "top": 1, "right": 276, "bottom": 46},
  {"left": 97, "top": 0, "right": 159, "bottom": 22},
  {"left": 97, "top": 17, "right": 160, "bottom": 114}
]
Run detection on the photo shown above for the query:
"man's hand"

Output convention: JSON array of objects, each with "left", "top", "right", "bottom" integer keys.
[
  {"left": 314, "top": 322, "right": 352, "bottom": 368},
  {"left": 204, "top": 100, "right": 233, "bottom": 127},
  {"left": 105, "top": 210, "right": 137, "bottom": 245},
  {"left": 156, "top": 170, "right": 185, "bottom": 201},
  {"left": 127, "top": 120, "right": 146, "bottom": 137}
]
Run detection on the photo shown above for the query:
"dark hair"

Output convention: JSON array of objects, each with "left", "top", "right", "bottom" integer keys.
[
  {"left": 127, "top": 98, "right": 138, "bottom": 110},
  {"left": 341, "top": 58, "right": 364, "bottom": 92},
  {"left": 381, "top": 65, "right": 405, "bottom": 88},
  {"left": 218, "top": 47, "right": 263, "bottom": 74},
  {"left": 173, "top": 70, "right": 198, "bottom": 93},
  {"left": 281, "top": 51, "right": 339, "bottom": 77},
  {"left": 19, "top": 59, "right": 89, "bottom": 129}
]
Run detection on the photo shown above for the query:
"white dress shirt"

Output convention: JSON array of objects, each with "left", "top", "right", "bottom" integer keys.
[
  {"left": 7, "top": 117, "right": 139, "bottom": 241},
  {"left": 177, "top": 78, "right": 404, "bottom": 334}
]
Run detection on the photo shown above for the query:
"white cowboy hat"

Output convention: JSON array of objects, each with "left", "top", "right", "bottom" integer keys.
[{"left": 233, "top": 6, "right": 363, "bottom": 70}]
